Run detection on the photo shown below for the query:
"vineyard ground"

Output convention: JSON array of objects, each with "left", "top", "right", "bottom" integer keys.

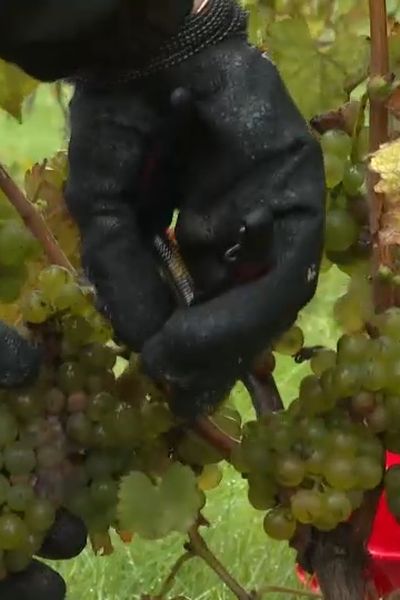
[{"left": 0, "top": 86, "right": 347, "bottom": 600}]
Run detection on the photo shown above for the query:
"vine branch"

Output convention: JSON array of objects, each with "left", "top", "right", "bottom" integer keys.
[{"left": 0, "top": 163, "right": 74, "bottom": 272}]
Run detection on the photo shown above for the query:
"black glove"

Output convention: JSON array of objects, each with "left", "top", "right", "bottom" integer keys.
[
  {"left": 0, "top": 323, "right": 87, "bottom": 600},
  {"left": 0, "top": 0, "right": 193, "bottom": 81},
  {"left": 64, "top": 25, "right": 325, "bottom": 418}
]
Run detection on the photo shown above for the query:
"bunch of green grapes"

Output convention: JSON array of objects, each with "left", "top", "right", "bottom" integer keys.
[
  {"left": 232, "top": 307, "right": 400, "bottom": 541},
  {"left": 321, "top": 128, "right": 371, "bottom": 278},
  {"left": 0, "top": 192, "right": 40, "bottom": 304},
  {"left": 0, "top": 264, "right": 184, "bottom": 576}
]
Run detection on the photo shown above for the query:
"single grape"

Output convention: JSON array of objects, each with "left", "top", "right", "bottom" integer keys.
[
  {"left": 347, "top": 489, "right": 364, "bottom": 511},
  {"left": 355, "top": 127, "right": 369, "bottom": 161},
  {"left": 7, "top": 484, "right": 34, "bottom": 512},
  {"left": 263, "top": 507, "right": 296, "bottom": 541},
  {"left": 323, "top": 456, "right": 356, "bottom": 491},
  {"left": 198, "top": 465, "right": 223, "bottom": 492},
  {"left": 384, "top": 431, "right": 400, "bottom": 454},
  {"left": 343, "top": 163, "right": 365, "bottom": 196},
  {"left": 44, "top": 388, "right": 65, "bottom": 415},
  {"left": 366, "top": 404, "right": 388, "bottom": 433},
  {"left": 85, "top": 452, "right": 114, "bottom": 479},
  {"left": 351, "top": 391, "right": 375, "bottom": 416},
  {"left": 334, "top": 295, "right": 365, "bottom": 334},
  {"left": 25, "top": 498, "right": 56, "bottom": 532},
  {"left": 87, "top": 392, "right": 115, "bottom": 422},
  {"left": 38, "top": 265, "right": 73, "bottom": 302},
  {"left": 274, "top": 326, "right": 304, "bottom": 356},
  {"left": 274, "top": 453, "right": 305, "bottom": 487},
  {"left": 355, "top": 456, "right": 383, "bottom": 490},
  {"left": 66, "top": 487, "right": 92, "bottom": 519},
  {"left": 11, "top": 390, "right": 42, "bottom": 421},
  {"left": 290, "top": 489, "right": 323, "bottom": 524},
  {"left": 324, "top": 154, "right": 346, "bottom": 189},
  {"left": 298, "top": 376, "right": 327, "bottom": 415},
  {"left": 90, "top": 478, "right": 118, "bottom": 507},
  {"left": 4, "top": 442, "right": 35, "bottom": 475},
  {"left": 362, "top": 360, "right": 388, "bottom": 393},
  {"left": 53, "top": 281, "right": 87, "bottom": 312},
  {"left": 0, "top": 475, "right": 10, "bottom": 505},
  {"left": 0, "top": 221, "right": 36, "bottom": 267},
  {"left": 66, "top": 413, "right": 93, "bottom": 446},
  {"left": 305, "top": 448, "right": 326, "bottom": 476},
  {"left": 21, "top": 291, "right": 52, "bottom": 324},
  {"left": 62, "top": 315, "right": 93, "bottom": 346},
  {"left": 4, "top": 549, "right": 32, "bottom": 573},
  {"left": 0, "top": 514, "right": 29, "bottom": 550},
  {"left": 322, "top": 489, "right": 352, "bottom": 523},
  {"left": 57, "top": 362, "right": 85, "bottom": 394},
  {"left": 332, "top": 364, "right": 361, "bottom": 397},
  {"left": 321, "top": 130, "right": 352, "bottom": 159},
  {"left": 328, "top": 430, "right": 357, "bottom": 457},
  {"left": 81, "top": 344, "right": 116, "bottom": 372},
  {"left": 310, "top": 349, "right": 336, "bottom": 377},
  {"left": 67, "top": 391, "right": 89, "bottom": 413},
  {"left": 378, "top": 308, "right": 400, "bottom": 340},
  {"left": 337, "top": 334, "right": 370, "bottom": 364},
  {"left": 357, "top": 434, "right": 384, "bottom": 461},
  {"left": 325, "top": 209, "right": 358, "bottom": 252},
  {"left": 37, "top": 445, "right": 65, "bottom": 469}
]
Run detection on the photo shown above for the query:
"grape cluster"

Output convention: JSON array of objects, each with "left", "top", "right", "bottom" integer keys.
[
  {"left": 321, "top": 128, "right": 371, "bottom": 280},
  {"left": 0, "top": 192, "right": 40, "bottom": 304},
  {"left": 0, "top": 265, "right": 183, "bottom": 576},
  {"left": 231, "top": 308, "right": 400, "bottom": 541}
]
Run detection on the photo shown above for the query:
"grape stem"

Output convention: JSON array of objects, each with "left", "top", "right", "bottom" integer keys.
[
  {"left": 243, "top": 372, "right": 284, "bottom": 416},
  {"left": 187, "top": 526, "right": 254, "bottom": 600},
  {"left": 0, "top": 162, "right": 75, "bottom": 272},
  {"left": 194, "top": 417, "right": 238, "bottom": 458},
  {"left": 368, "top": 0, "right": 392, "bottom": 311},
  {"left": 157, "top": 551, "right": 193, "bottom": 598}
]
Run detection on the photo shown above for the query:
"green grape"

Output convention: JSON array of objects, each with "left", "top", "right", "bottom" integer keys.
[
  {"left": 21, "top": 291, "right": 52, "bottom": 324},
  {"left": 332, "top": 364, "right": 361, "bottom": 397},
  {"left": 385, "top": 394, "right": 400, "bottom": 424},
  {"left": 290, "top": 489, "right": 323, "bottom": 524},
  {"left": 274, "top": 326, "right": 304, "bottom": 356},
  {"left": 177, "top": 430, "right": 223, "bottom": 467},
  {"left": 371, "top": 336, "right": 400, "bottom": 364},
  {"left": 24, "top": 531, "right": 44, "bottom": 555},
  {"left": 351, "top": 391, "right": 375, "bottom": 416},
  {"left": 274, "top": 453, "right": 305, "bottom": 487},
  {"left": 90, "top": 478, "right": 118, "bottom": 506},
  {"left": 355, "top": 127, "right": 369, "bottom": 161},
  {"left": 4, "top": 442, "right": 35, "bottom": 475},
  {"left": 85, "top": 452, "right": 114, "bottom": 479},
  {"left": 263, "top": 507, "right": 296, "bottom": 541},
  {"left": 337, "top": 333, "right": 370, "bottom": 364},
  {"left": 298, "top": 417, "right": 327, "bottom": 448},
  {"left": 310, "top": 349, "right": 336, "bottom": 377},
  {"left": 343, "top": 163, "right": 365, "bottom": 196},
  {"left": 386, "top": 359, "right": 400, "bottom": 394},
  {"left": 92, "top": 423, "right": 113, "bottom": 448},
  {"left": 334, "top": 294, "right": 365, "bottom": 334},
  {"left": 362, "top": 360, "right": 388, "bottom": 392},
  {"left": 298, "top": 376, "right": 327, "bottom": 415},
  {"left": 81, "top": 344, "right": 116, "bottom": 371},
  {"left": 25, "top": 498, "right": 56, "bottom": 532},
  {"left": 355, "top": 456, "right": 383, "bottom": 490},
  {"left": 377, "top": 308, "right": 400, "bottom": 340},
  {"left": 66, "top": 413, "right": 93, "bottom": 445},
  {"left": 141, "top": 402, "right": 173, "bottom": 437},
  {"left": 87, "top": 392, "right": 115, "bottom": 422},
  {"left": 247, "top": 474, "right": 277, "bottom": 511},
  {"left": 4, "top": 549, "right": 32, "bottom": 573},
  {"left": 0, "top": 514, "right": 29, "bottom": 550},
  {"left": 45, "top": 388, "right": 66, "bottom": 415},
  {"left": 347, "top": 489, "right": 364, "bottom": 511},
  {"left": 325, "top": 209, "right": 358, "bottom": 252},
  {"left": 198, "top": 465, "right": 223, "bottom": 492},
  {"left": 383, "top": 431, "right": 400, "bottom": 454},
  {"left": 385, "top": 465, "right": 400, "bottom": 492},
  {"left": 306, "top": 449, "right": 326, "bottom": 476},
  {"left": 11, "top": 390, "right": 42, "bottom": 421},
  {"left": 0, "top": 410, "right": 18, "bottom": 446},
  {"left": 322, "top": 489, "right": 352, "bottom": 523},
  {"left": 366, "top": 404, "right": 388, "bottom": 433},
  {"left": 357, "top": 434, "right": 384, "bottom": 461},
  {"left": 57, "top": 362, "right": 85, "bottom": 394},
  {"left": 0, "top": 258, "right": 28, "bottom": 299},
  {"left": 67, "top": 487, "right": 92, "bottom": 519},
  {"left": 67, "top": 391, "right": 89, "bottom": 413},
  {"left": 0, "top": 475, "right": 10, "bottom": 505},
  {"left": 62, "top": 315, "right": 93, "bottom": 346},
  {"left": 38, "top": 265, "right": 73, "bottom": 302},
  {"left": 321, "top": 129, "right": 352, "bottom": 159},
  {"left": 313, "top": 513, "right": 338, "bottom": 532},
  {"left": 53, "top": 281, "right": 87, "bottom": 312},
  {"left": 239, "top": 436, "right": 271, "bottom": 473},
  {"left": 328, "top": 430, "right": 357, "bottom": 457},
  {"left": 319, "top": 368, "right": 338, "bottom": 406},
  {"left": 7, "top": 484, "right": 34, "bottom": 512},
  {"left": 0, "top": 221, "right": 36, "bottom": 267},
  {"left": 323, "top": 456, "right": 357, "bottom": 491},
  {"left": 324, "top": 154, "right": 345, "bottom": 189}
]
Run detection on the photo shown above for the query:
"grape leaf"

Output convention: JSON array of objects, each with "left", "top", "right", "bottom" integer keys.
[
  {"left": 267, "top": 18, "right": 369, "bottom": 118},
  {"left": 0, "top": 60, "right": 38, "bottom": 121},
  {"left": 118, "top": 464, "right": 204, "bottom": 539},
  {"left": 370, "top": 139, "right": 400, "bottom": 198}
]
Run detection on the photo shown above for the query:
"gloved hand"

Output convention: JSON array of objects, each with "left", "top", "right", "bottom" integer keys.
[
  {"left": 0, "top": 323, "right": 87, "bottom": 600},
  {"left": 0, "top": 0, "right": 193, "bottom": 81},
  {"left": 64, "top": 24, "right": 325, "bottom": 418}
]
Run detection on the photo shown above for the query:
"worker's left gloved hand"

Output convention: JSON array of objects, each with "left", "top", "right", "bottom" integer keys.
[{"left": 140, "top": 39, "right": 325, "bottom": 417}]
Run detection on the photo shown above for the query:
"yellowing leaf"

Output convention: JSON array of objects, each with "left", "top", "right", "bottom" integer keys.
[
  {"left": 0, "top": 60, "right": 38, "bottom": 121},
  {"left": 370, "top": 138, "right": 400, "bottom": 197},
  {"left": 267, "top": 18, "right": 369, "bottom": 118}
]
